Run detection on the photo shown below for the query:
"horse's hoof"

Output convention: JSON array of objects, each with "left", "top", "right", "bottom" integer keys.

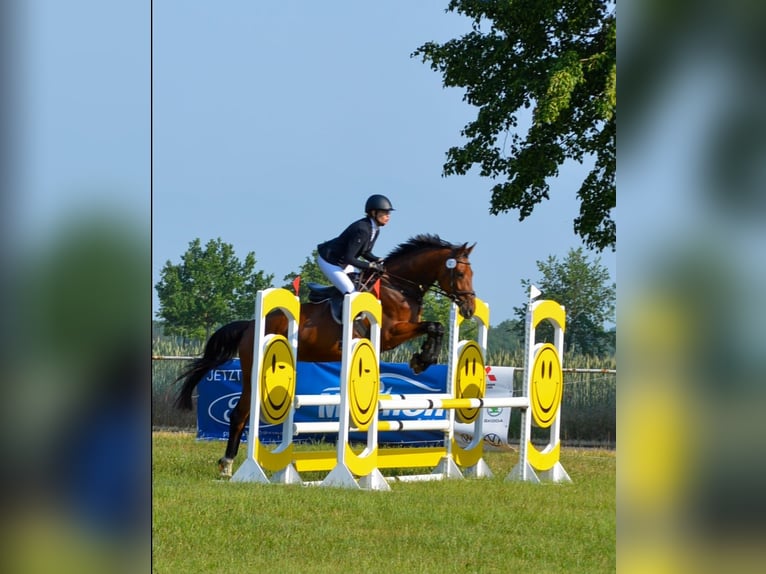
[
  {"left": 410, "top": 349, "right": 437, "bottom": 374},
  {"left": 409, "top": 354, "right": 426, "bottom": 374},
  {"left": 218, "top": 457, "right": 233, "bottom": 478}
]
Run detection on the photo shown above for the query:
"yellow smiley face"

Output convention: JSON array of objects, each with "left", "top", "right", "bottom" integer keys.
[
  {"left": 454, "top": 341, "right": 486, "bottom": 424},
  {"left": 259, "top": 335, "right": 296, "bottom": 424},
  {"left": 530, "top": 343, "right": 563, "bottom": 428},
  {"left": 348, "top": 340, "right": 379, "bottom": 431}
]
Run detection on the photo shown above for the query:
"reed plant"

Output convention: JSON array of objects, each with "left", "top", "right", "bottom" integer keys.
[{"left": 152, "top": 332, "right": 615, "bottom": 444}]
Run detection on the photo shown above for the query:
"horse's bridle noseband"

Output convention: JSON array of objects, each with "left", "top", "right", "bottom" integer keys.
[{"left": 440, "top": 256, "right": 476, "bottom": 306}]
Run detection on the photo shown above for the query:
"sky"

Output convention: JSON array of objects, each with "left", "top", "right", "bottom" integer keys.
[
  {"left": 151, "top": 0, "right": 616, "bottom": 325},
  {"left": 13, "top": 1, "right": 148, "bottom": 223}
]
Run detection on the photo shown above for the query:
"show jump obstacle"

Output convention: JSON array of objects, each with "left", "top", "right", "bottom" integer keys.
[{"left": 230, "top": 286, "right": 570, "bottom": 489}]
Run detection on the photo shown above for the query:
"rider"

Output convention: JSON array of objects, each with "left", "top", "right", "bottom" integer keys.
[{"left": 316, "top": 194, "right": 394, "bottom": 294}]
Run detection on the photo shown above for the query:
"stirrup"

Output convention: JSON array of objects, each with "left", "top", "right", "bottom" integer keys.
[
  {"left": 352, "top": 316, "right": 370, "bottom": 339},
  {"left": 329, "top": 295, "right": 343, "bottom": 324}
]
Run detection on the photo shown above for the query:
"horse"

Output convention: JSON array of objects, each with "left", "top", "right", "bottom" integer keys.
[{"left": 174, "top": 234, "right": 476, "bottom": 476}]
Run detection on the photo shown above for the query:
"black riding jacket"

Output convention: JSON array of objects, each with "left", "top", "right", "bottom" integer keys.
[{"left": 317, "top": 217, "right": 381, "bottom": 270}]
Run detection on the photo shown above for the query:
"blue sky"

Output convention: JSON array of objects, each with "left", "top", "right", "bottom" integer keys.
[
  {"left": 13, "top": 0, "right": 615, "bottom": 326},
  {"left": 14, "top": 1, "right": 149, "bottom": 238},
  {"left": 152, "top": 0, "right": 615, "bottom": 325}
]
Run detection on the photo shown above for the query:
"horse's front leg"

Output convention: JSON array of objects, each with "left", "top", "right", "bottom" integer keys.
[
  {"left": 410, "top": 322, "right": 444, "bottom": 373},
  {"left": 384, "top": 321, "right": 444, "bottom": 374}
]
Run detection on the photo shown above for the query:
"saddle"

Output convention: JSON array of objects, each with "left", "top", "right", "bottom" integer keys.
[
  {"left": 306, "top": 273, "right": 378, "bottom": 336},
  {"left": 307, "top": 283, "right": 345, "bottom": 323}
]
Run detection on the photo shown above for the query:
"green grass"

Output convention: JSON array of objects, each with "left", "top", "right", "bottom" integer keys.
[{"left": 153, "top": 432, "right": 615, "bottom": 573}]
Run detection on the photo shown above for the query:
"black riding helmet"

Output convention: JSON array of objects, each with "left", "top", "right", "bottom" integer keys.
[{"left": 365, "top": 194, "right": 395, "bottom": 213}]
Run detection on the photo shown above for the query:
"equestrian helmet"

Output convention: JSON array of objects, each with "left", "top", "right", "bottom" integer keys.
[{"left": 365, "top": 194, "right": 395, "bottom": 212}]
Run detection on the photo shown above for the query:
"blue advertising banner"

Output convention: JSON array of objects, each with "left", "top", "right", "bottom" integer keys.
[
  {"left": 197, "top": 360, "right": 515, "bottom": 448},
  {"left": 198, "top": 359, "right": 450, "bottom": 445}
]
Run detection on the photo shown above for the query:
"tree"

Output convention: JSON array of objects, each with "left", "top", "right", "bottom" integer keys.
[
  {"left": 487, "top": 319, "right": 524, "bottom": 357},
  {"left": 513, "top": 247, "right": 615, "bottom": 355},
  {"left": 413, "top": 0, "right": 616, "bottom": 251},
  {"left": 422, "top": 292, "right": 484, "bottom": 344},
  {"left": 422, "top": 292, "right": 452, "bottom": 326},
  {"left": 155, "top": 238, "right": 274, "bottom": 340},
  {"left": 282, "top": 250, "right": 326, "bottom": 303}
]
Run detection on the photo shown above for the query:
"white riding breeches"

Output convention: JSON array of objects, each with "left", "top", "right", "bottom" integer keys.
[{"left": 317, "top": 255, "right": 356, "bottom": 294}]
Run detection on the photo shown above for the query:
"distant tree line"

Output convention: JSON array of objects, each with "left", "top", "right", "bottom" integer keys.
[{"left": 155, "top": 238, "right": 615, "bottom": 357}]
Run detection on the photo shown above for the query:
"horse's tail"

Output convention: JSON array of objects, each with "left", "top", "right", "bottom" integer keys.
[{"left": 174, "top": 320, "right": 252, "bottom": 410}]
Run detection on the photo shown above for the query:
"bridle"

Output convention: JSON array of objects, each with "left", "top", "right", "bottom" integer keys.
[
  {"left": 434, "top": 255, "right": 476, "bottom": 306},
  {"left": 373, "top": 251, "right": 475, "bottom": 307}
]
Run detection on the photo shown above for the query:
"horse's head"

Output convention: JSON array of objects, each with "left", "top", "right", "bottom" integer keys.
[
  {"left": 436, "top": 242, "right": 476, "bottom": 319},
  {"left": 383, "top": 235, "right": 478, "bottom": 319}
]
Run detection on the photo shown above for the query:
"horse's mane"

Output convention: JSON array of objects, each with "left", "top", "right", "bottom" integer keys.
[{"left": 386, "top": 234, "right": 457, "bottom": 262}]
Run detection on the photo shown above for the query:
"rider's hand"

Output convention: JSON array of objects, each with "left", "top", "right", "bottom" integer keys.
[{"left": 369, "top": 261, "right": 385, "bottom": 272}]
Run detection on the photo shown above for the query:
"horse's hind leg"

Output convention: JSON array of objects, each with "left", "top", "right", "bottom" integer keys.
[
  {"left": 218, "top": 389, "right": 250, "bottom": 477},
  {"left": 217, "top": 329, "right": 256, "bottom": 477},
  {"left": 409, "top": 322, "right": 444, "bottom": 374}
]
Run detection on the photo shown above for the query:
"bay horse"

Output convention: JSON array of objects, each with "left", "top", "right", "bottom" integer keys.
[{"left": 175, "top": 234, "right": 476, "bottom": 476}]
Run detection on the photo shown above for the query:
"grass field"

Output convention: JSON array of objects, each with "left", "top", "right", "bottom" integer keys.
[{"left": 153, "top": 432, "right": 615, "bottom": 573}]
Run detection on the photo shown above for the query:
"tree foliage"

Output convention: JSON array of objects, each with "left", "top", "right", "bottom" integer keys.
[
  {"left": 422, "top": 292, "right": 452, "bottom": 326},
  {"left": 282, "top": 250, "right": 325, "bottom": 303},
  {"left": 514, "top": 247, "right": 615, "bottom": 355},
  {"left": 155, "top": 238, "right": 274, "bottom": 340},
  {"left": 487, "top": 318, "right": 523, "bottom": 356},
  {"left": 413, "top": 0, "right": 616, "bottom": 251}
]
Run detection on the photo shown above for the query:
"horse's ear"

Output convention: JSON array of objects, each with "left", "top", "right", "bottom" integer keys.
[{"left": 463, "top": 242, "right": 476, "bottom": 255}]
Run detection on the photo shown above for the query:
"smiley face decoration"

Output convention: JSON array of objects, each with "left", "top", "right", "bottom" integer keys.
[
  {"left": 348, "top": 339, "right": 380, "bottom": 431},
  {"left": 454, "top": 340, "right": 486, "bottom": 424},
  {"left": 259, "top": 335, "right": 297, "bottom": 425},
  {"left": 530, "top": 343, "right": 564, "bottom": 429}
]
